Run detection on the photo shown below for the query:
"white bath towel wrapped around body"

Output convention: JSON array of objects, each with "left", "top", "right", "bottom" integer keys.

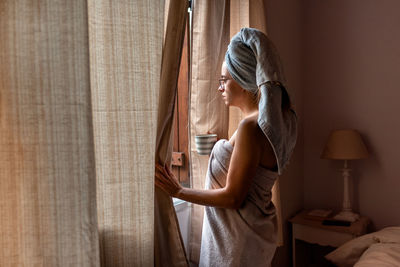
[{"left": 199, "top": 139, "right": 278, "bottom": 267}]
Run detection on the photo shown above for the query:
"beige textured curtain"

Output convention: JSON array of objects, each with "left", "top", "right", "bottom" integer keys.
[
  {"left": 188, "top": 0, "right": 231, "bottom": 264},
  {"left": 0, "top": 1, "right": 99, "bottom": 265},
  {"left": 1, "top": 0, "right": 180, "bottom": 266},
  {"left": 188, "top": 0, "right": 283, "bottom": 264},
  {"left": 88, "top": 0, "right": 164, "bottom": 266},
  {"left": 154, "top": 0, "right": 189, "bottom": 266}
]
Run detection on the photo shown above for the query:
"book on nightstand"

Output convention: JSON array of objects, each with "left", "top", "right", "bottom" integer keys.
[{"left": 305, "top": 209, "right": 333, "bottom": 220}]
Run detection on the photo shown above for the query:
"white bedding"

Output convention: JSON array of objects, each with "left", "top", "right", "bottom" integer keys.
[
  {"left": 355, "top": 243, "right": 400, "bottom": 267},
  {"left": 325, "top": 226, "right": 400, "bottom": 267}
]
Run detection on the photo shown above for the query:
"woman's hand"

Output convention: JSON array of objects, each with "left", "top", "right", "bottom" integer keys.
[{"left": 155, "top": 163, "right": 182, "bottom": 197}]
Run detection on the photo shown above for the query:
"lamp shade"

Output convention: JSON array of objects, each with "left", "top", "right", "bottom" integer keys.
[{"left": 321, "top": 129, "right": 369, "bottom": 160}]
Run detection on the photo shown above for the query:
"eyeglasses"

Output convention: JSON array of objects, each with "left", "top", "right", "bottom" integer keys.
[{"left": 218, "top": 77, "right": 231, "bottom": 90}]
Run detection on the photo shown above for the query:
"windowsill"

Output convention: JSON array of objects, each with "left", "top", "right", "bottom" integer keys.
[
  {"left": 173, "top": 198, "right": 191, "bottom": 211},
  {"left": 173, "top": 198, "right": 186, "bottom": 206}
]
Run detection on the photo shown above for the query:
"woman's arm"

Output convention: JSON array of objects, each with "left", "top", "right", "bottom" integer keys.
[
  {"left": 155, "top": 166, "right": 242, "bottom": 208},
  {"left": 155, "top": 118, "right": 264, "bottom": 209}
]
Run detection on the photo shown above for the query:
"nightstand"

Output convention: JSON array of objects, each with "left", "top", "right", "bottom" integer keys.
[{"left": 289, "top": 210, "right": 369, "bottom": 267}]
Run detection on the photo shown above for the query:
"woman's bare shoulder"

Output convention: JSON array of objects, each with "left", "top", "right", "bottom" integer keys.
[
  {"left": 235, "top": 116, "right": 265, "bottom": 149},
  {"left": 238, "top": 115, "right": 263, "bottom": 138},
  {"left": 228, "top": 115, "right": 258, "bottom": 146},
  {"left": 238, "top": 115, "right": 277, "bottom": 170}
]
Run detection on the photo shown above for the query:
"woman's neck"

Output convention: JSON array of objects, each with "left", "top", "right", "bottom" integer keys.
[{"left": 238, "top": 100, "right": 258, "bottom": 117}]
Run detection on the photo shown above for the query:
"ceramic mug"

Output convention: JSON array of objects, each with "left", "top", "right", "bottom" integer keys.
[{"left": 195, "top": 134, "right": 218, "bottom": 155}]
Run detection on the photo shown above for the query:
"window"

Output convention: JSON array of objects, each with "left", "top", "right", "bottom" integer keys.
[{"left": 171, "top": 7, "right": 191, "bottom": 187}]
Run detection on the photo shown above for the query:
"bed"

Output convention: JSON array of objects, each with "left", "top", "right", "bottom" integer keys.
[{"left": 325, "top": 226, "right": 400, "bottom": 266}]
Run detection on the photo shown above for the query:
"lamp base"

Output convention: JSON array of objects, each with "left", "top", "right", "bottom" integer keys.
[{"left": 334, "top": 210, "right": 360, "bottom": 222}]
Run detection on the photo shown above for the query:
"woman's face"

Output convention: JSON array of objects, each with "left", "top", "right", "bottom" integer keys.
[{"left": 219, "top": 62, "right": 244, "bottom": 107}]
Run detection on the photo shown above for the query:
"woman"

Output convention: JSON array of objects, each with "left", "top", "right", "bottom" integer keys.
[{"left": 155, "top": 28, "right": 297, "bottom": 267}]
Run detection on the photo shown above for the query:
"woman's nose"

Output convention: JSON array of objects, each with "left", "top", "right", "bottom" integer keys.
[{"left": 218, "top": 85, "right": 224, "bottom": 92}]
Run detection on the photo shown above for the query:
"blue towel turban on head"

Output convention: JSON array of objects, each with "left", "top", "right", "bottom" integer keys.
[{"left": 225, "top": 28, "right": 297, "bottom": 174}]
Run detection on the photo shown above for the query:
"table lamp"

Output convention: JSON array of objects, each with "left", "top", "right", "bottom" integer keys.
[{"left": 321, "top": 129, "right": 369, "bottom": 222}]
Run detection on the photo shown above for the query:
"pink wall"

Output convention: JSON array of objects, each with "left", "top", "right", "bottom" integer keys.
[
  {"left": 303, "top": 0, "right": 400, "bottom": 230},
  {"left": 266, "top": 0, "right": 304, "bottom": 266},
  {"left": 267, "top": 0, "right": 400, "bottom": 265}
]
